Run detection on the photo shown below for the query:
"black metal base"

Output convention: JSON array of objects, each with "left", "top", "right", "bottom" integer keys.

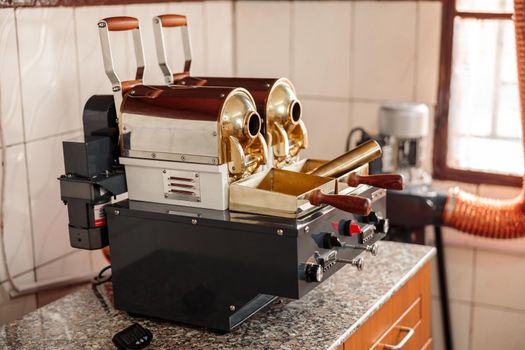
[{"left": 105, "top": 198, "right": 386, "bottom": 332}]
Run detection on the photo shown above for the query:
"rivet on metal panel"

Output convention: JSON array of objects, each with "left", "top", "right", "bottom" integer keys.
[
  {"left": 305, "top": 226, "right": 310, "bottom": 233},
  {"left": 181, "top": 155, "right": 186, "bottom": 161},
  {"left": 191, "top": 219, "right": 198, "bottom": 225},
  {"left": 276, "top": 229, "right": 284, "bottom": 236},
  {"left": 151, "top": 153, "right": 157, "bottom": 158},
  {"left": 114, "top": 210, "right": 120, "bottom": 215},
  {"left": 220, "top": 93, "right": 225, "bottom": 98},
  {"left": 195, "top": 173, "right": 199, "bottom": 178},
  {"left": 162, "top": 169, "right": 167, "bottom": 174},
  {"left": 229, "top": 305, "right": 236, "bottom": 312}
]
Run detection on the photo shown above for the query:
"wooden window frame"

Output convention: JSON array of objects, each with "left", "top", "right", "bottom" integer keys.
[{"left": 433, "top": 0, "right": 521, "bottom": 187}]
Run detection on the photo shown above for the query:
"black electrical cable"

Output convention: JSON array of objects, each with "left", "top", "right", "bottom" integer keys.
[
  {"left": 91, "top": 265, "right": 112, "bottom": 286},
  {"left": 346, "top": 127, "right": 374, "bottom": 151}
]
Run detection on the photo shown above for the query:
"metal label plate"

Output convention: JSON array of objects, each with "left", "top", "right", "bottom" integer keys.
[{"left": 162, "top": 169, "right": 201, "bottom": 202}]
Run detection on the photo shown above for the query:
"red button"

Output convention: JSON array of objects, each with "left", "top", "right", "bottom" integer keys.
[{"left": 349, "top": 222, "right": 361, "bottom": 236}]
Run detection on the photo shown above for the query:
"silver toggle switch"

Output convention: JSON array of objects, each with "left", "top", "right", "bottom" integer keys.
[{"left": 336, "top": 257, "right": 364, "bottom": 271}]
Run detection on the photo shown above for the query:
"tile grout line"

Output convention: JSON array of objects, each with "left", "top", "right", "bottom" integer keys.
[
  {"left": 289, "top": 0, "right": 294, "bottom": 82},
  {"left": 231, "top": 0, "right": 237, "bottom": 77},
  {"left": 24, "top": 129, "right": 83, "bottom": 146},
  {"left": 413, "top": 1, "right": 419, "bottom": 101},
  {"left": 348, "top": 1, "right": 355, "bottom": 132},
  {"left": 202, "top": 2, "right": 209, "bottom": 75},
  {"left": 12, "top": 7, "right": 38, "bottom": 292},
  {"left": 71, "top": 7, "right": 94, "bottom": 276},
  {"left": 432, "top": 294, "right": 525, "bottom": 316},
  {"left": 0, "top": 250, "right": 83, "bottom": 287}
]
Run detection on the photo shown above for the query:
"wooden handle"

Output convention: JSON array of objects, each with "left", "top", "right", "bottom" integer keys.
[
  {"left": 103, "top": 16, "right": 139, "bottom": 31},
  {"left": 309, "top": 190, "right": 372, "bottom": 216},
  {"left": 157, "top": 14, "right": 188, "bottom": 27},
  {"left": 347, "top": 173, "right": 404, "bottom": 190}
]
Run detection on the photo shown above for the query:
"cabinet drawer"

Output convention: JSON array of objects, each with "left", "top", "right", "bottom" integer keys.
[
  {"left": 372, "top": 297, "right": 422, "bottom": 350},
  {"left": 343, "top": 262, "right": 431, "bottom": 350}
]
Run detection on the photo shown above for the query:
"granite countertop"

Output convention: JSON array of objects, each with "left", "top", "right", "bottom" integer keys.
[{"left": 0, "top": 241, "right": 435, "bottom": 350}]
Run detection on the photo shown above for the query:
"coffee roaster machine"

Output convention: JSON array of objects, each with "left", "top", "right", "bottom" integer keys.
[{"left": 58, "top": 15, "right": 403, "bottom": 332}]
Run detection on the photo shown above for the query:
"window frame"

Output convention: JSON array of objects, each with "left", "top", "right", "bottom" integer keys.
[{"left": 433, "top": 0, "right": 521, "bottom": 187}]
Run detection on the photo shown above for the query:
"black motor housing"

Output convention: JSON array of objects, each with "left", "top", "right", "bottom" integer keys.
[{"left": 58, "top": 95, "right": 126, "bottom": 250}]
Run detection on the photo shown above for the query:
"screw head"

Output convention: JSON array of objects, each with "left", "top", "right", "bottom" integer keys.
[
  {"left": 114, "top": 210, "right": 120, "bottom": 216},
  {"left": 229, "top": 305, "right": 236, "bottom": 312},
  {"left": 276, "top": 229, "right": 284, "bottom": 236},
  {"left": 305, "top": 226, "right": 310, "bottom": 233},
  {"left": 151, "top": 153, "right": 156, "bottom": 159},
  {"left": 353, "top": 257, "right": 364, "bottom": 271},
  {"left": 181, "top": 155, "right": 186, "bottom": 161},
  {"left": 162, "top": 169, "right": 167, "bottom": 174},
  {"left": 191, "top": 219, "right": 198, "bottom": 225},
  {"left": 220, "top": 93, "right": 226, "bottom": 98},
  {"left": 369, "top": 243, "right": 379, "bottom": 256}
]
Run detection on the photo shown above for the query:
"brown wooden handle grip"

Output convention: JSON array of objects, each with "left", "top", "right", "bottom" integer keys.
[
  {"left": 347, "top": 173, "right": 405, "bottom": 190},
  {"left": 103, "top": 16, "right": 139, "bottom": 31},
  {"left": 309, "top": 190, "right": 372, "bottom": 216},
  {"left": 157, "top": 14, "right": 188, "bottom": 28}
]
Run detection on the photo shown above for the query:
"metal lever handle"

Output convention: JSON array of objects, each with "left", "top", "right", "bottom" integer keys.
[
  {"left": 98, "top": 16, "right": 145, "bottom": 101},
  {"left": 153, "top": 14, "right": 193, "bottom": 84},
  {"left": 309, "top": 190, "right": 372, "bottom": 216},
  {"left": 347, "top": 173, "right": 405, "bottom": 190},
  {"left": 336, "top": 257, "right": 364, "bottom": 271},
  {"left": 380, "top": 326, "right": 415, "bottom": 350}
]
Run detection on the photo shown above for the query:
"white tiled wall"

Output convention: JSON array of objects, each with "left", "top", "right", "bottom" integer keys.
[{"left": 0, "top": 1, "right": 233, "bottom": 325}]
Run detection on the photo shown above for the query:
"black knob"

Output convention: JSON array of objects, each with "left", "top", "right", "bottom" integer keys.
[
  {"left": 366, "top": 211, "right": 379, "bottom": 223},
  {"left": 376, "top": 218, "right": 389, "bottom": 234},
  {"left": 305, "top": 264, "right": 323, "bottom": 282},
  {"left": 323, "top": 233, "right": 343, "bottom": 249}
]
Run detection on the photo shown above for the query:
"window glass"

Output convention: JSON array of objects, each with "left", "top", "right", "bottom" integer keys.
[
  {"left": 456, "top": 0, "right": 513, "bottom": 13},
  {"left": 447, "top": 18, "right": 523, "bottom": 175}
]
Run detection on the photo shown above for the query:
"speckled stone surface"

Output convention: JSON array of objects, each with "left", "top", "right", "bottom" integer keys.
[{"left": 0, "top": 241, "right": 434, "bottom": 350}]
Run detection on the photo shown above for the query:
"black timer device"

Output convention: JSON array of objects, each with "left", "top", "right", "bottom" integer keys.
[{"left": 112, "top": 323, "right": 153, "bottom": 349}]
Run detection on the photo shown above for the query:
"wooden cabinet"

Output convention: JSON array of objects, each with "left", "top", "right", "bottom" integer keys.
[{"left": 343, "top": 262, "right": 431, "bottom": 350}]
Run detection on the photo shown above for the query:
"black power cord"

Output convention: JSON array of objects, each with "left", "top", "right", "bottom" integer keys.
[
  {"left": 91, "top": 265, "right": 112, "bottom": 286},
  {"left": 346, "top": 127, "right": 374, "bottom": 151}
]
